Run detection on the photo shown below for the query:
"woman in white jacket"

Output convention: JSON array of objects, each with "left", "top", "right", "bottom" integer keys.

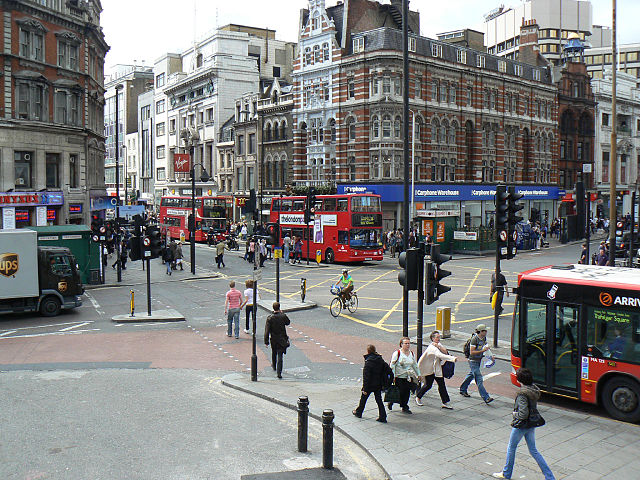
[{"left": 415, "top": 331, "right": 458, "bottom": 409}]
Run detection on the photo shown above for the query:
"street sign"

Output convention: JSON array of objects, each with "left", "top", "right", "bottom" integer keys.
[
  {"left": 100, "top": 226, "right": 106, "bottom": 234},
  {"left": 499, "top": 230, "right": 507, "bottom": 242},
  {"left": 253, "top": 269, "right": 263, "bottom": 282},
  {"left": 143, "top": 237, "right": 151, "bottom": 247},
  {"left": 274, "top": 247, "right": 282, "bottom": 259},
  {"left": 512, "top": 231, "right": 518, "bottom": 241},
  {"left": 92, "top": 235, "right": 99, "bottom": 242},
  {"left": 144, "top": 250, "right": 151, "bottom": 258}
]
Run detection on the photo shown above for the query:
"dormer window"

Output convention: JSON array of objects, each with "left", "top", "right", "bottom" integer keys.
[
  {"left": 312, "top": 12, "right": 320, "bottom": 31},
  {"left": 353, "top": 37, "right": 364, "bottom": 54}
]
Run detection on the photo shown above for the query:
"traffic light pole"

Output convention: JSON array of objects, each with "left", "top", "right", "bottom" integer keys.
[
  {"left": 190, "top": 154, "right": 196, "bottom": 275},
  {"left": 416, "top": 243, "right": 425, "bottom": 360},
  {"left": 146, "top": 257, "right": 152, "bottom": 316},
  {"left": 493, "top": 249, "right": 501, "bottom": 349},
  {"left": 401, "top": 0, "right": 410, "bottom": 337},
  {"left": 251, "top": 250, "right": 258, "bottom": 382}
]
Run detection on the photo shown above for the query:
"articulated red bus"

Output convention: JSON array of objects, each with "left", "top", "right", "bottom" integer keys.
[
  {"left": 159, "top": 195, "right": 228, "bottom": 242},
  {"left": 269, "top": 193, "right": 384, "bottom": 263},
  {"left": 512, "top": 264, "right": 640, "bottom": 422}
]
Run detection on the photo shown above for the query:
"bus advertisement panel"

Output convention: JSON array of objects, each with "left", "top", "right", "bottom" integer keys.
[
  {"left": 270, "top": 194, "right": 383, "bottom": 263},
  {"left": 512, "top": 264, "right": 640, "bottom": 422}
]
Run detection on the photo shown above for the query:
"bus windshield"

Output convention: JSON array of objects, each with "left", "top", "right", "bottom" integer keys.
[
  {"left": 586, "top": 305, "right": 640, "bottom": 363},
  {"left": 350, "top": 229, "right": 382, "bottom": 249},
  {"left": 351, "top": 196, "right": 381, "bottom": 212}
]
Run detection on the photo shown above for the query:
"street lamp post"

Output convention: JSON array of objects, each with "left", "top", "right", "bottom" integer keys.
[
  {"left": 182, "top": 127, "right": 207, "bottom": 275},
  {"left": 114, "top": 83, "right": 123, "bottom": 283}
]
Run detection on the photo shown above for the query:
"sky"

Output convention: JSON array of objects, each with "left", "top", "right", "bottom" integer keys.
[{"left": 101, "top": 0, "right": 640, "bottom": 70}]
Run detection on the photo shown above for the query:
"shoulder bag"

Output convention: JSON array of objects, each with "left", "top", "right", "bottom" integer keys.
[{"left": 441, "top": 360, "right": 455, "bottom": 379}]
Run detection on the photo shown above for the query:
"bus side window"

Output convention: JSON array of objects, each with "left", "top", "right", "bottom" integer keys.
[
  {"left": 281, "top": 200, "right": 292, "bottom": 211},
  {"left": 338, "top": 231, "right": 348, "bottom": 244},
  {"left": 292, "top": 228, "right": 303, "bottom": 240},
  {"left": 337, "top": 198, "right": 348, "bottom": 211},
  {"left": 323, "top": 198, "right": 336, "bottom": 211}
]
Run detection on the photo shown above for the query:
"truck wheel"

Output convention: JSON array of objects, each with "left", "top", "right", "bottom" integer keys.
[
  {"left": 40, "top": 296, "right": 62, "bottom": 317},
  {"left": 325, "top": 249, "right": 334, "bottom": 264},
  {"left": 602, "top": 376, "right": 640, "bottom": 423}
]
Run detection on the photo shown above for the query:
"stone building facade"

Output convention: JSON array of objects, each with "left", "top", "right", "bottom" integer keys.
[{"left": 0, "top": 0, "right": 108, "bottom": 227}]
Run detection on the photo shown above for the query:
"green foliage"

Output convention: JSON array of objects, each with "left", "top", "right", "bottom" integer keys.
[{"left": 290, "top": 183, "right": 336, "bottom": 195}]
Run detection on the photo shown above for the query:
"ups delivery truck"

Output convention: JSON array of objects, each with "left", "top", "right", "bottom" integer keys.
[{"left": 0, "top": 230, "right": 83, "bottom": 316}]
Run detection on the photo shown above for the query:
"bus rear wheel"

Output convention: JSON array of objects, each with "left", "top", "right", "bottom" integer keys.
[
  {"left": 602, "top": 376, "right": 640, "bottom": 423},
  {"left": 325, "top": 249, "right": 335, "bottom": 264}
]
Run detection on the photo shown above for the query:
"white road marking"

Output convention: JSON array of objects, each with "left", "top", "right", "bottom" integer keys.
[
  {"left": 0, "top": 330, "right": 17, "bottom": 337},
  {"left": 0, "top": 329, "right": 98, "bottom": 339},
  {"left": 58, "top": 322, "right": 91, "bottom": 332},
  {"left": 4, "top": 321, "right": 93, "bottom": 331},
  {"left": 83, "top": 291, "right": 103, "bottom": 314},
  {"left": 469, "top": 371, "right": 501, "bottom": 385}
]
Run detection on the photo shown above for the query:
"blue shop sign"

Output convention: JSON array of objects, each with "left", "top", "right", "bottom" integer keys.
[{"left": 338, "top": 184, "right": 562, "bottom": 202}]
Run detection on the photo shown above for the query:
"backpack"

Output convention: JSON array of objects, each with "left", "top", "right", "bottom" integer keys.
[
  {"left": 381, "top": 361, "right": 394, "bottom": 390},
  {"left": 463, "top": 334, "right": 476, "bottom": 358}
]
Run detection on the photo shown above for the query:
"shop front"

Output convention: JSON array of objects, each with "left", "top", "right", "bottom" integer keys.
[{"left": 0, "top": 192, "right": 64, "bottom": 229}]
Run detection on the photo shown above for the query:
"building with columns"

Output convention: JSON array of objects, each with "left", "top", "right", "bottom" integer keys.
[
  {"left": 0, "top": 0, "right": 108, "bottom": 228},
  {"left": 293, "top": 0, "right": 559, "bottom": 229}
]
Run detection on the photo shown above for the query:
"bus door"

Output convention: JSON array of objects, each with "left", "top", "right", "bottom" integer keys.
[{"left": 521, "top": 299, "right": 580, "bottom": 396}]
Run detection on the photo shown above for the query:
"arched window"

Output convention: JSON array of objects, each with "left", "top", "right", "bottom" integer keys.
[
  {"left": 322, "top": 42, "right": 330, "bottom": 61},
  {"left": 414, "top": 118, "right": 422, "bottom": 143},
  {"left": 281, "top": 120, "right": 287, "bottom": 140},
  {"left": 281, "top": 155, "right": 288, "bottom": 185},
  {"left": 314, "top": 45, "right": 321, "bottom": 63},
  {"left": 439, "top": 120, "right": 448, "bottom": 144},
  {"left": 300, "top": 122, "right": 308, "bottom": 146},
  {"left": 328, "top": 118, "right": 336, "bottom": 142},
  {"left": 394, "top": 116, "right": 401, "bottom": 138},
  {"left": 264, "top": 122, "right": 272, "bottom": 142},
  {"left": 371, "top": 116, "right": 379, "bottom": 139},
  {"left": 431, "top": 118, "right": 440, "bottom": 143},
  {"left": 382, "top": 115, "right": 391, "bottom": 138},
  {"left": 265, "top": 155, "right": 273, "bottom": 187},
  {"left": 347, "top": 117, "right": 356, "bottom": 142},
  {"left": 448, "top": 158, "right": 456, "bottom": 182},
  {"left": 304, "top": 47, "right": 312, "bottom": 66},
  {"left": 348, "top": 156, "right": 356, "bottom": 180},
  {"left": 312, "top": 12, "right": 320, "bottom": 30},
  {"left": 534, "top": 132, "right": 540, "bottom": 152},
  {"left": 273, "top": 121, "right": 279, "bottom": 140},
  {"left": 448, "top": 122, "right": 457, "bottom": 145}
]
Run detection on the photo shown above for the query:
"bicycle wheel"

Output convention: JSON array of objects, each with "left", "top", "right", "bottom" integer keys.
[
  {"left": 329, "top": 297, "right": 342, "bottom": 317},
  {"left": 347, "top": 293, "right": 358, "bottom": 313}
]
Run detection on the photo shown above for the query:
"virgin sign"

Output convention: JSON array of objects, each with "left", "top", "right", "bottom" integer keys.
[{"left": 174, "top": 154, "right": 191, "bottom": 173}]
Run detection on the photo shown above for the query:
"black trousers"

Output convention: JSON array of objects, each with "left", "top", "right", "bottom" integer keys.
[
  {"left": 245, "top": 305, "right": 254, "bottom": 331},
  {"left": 355, "top": 389, "right": 386, "bottom": 420},
  {"left": 416, "top": 374, "right": 450, "bottom": 404},
  {"left": 271, "top": 348, "right": 284, "bottom": 375},
  {"left": 389, "top": 377, "right": 411, "bottom": 409}
]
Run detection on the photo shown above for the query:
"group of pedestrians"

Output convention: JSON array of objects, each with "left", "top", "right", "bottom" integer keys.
[
  {"left": 223, "top": 280, "right": 260, "bottom": 338},
  {"left": 352, "top": 325, "right": 555, "bottom": 480},
  {"left": 161, "top": 239, "right": 183, "bottom": 275}
]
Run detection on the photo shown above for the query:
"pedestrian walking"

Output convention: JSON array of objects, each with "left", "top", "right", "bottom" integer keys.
[
  {"left": 579, "top": 243, "right": 588, "bottom": 264},
  {"left": 389, "top": 231, "right": 397, "bottom": 258},
  {"left": 259, "top": 238, "right": 267, "bottom": 267},
  {"left": 283, "top": 233, "right": 291, "bottom": 263},
  {"left": 162, "top": 242, "right": 174, "bottom": 275},
  {"left": 353, "top": 344, "right": 391, "bottom": 423},
  {"left": 248, "top": 237, "right": 256, "bottom": 264},
  {"left": 493, "top": 368, "right": 555, "bottom": 479},
  {"left": 242, "top": 279, "right": 258, "bottom": 334},
  {"left": 240, "top": 223, "right": 248, "bottom": 240},
  {"left": 596, "top": 246, "right": 608, "bottom": 266},
  {"left": 175, "top": 242, "right": 184, "bottom": 270},
  {"left": 224, "top": 281, "right": 244, "bottom": 339},
  {"left": 293, "top": 236, "right": 303, "bottom": 263},
  {"left": 459, "top": 324, "right": 494, "bottom": 403},
  {"left": 388, "top": 337, "right": 421, "bottom": 414},
  {"left": 215, "top": 240, "right": 228, "bottom": 268},
  {"left": 169, "top": 239, "right": 178, "bottom": 270},
  {"left": 264, "top": 301, "right": 290, "bottom": 379},
  {"left": 415, "top": 331, "right": 458, "bottom": 409}
]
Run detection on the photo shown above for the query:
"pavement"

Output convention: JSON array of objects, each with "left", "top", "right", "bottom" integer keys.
[{"left": 223, "top": 371, "right": 640, "bottom": 480}]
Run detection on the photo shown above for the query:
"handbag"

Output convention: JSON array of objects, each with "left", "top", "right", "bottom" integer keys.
[
  {"left": 383, "top": 384, "right": 401, "bottom": 404},
  {"left": 512, "top": 395, "right": 546, "bottom": 429},
  {"left": 441, "top": 360, "right": 455, "bottom": 379}
]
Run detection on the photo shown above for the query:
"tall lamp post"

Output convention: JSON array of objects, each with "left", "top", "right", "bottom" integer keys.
[{"left": 114, "top": 83, "right": 123, "bottom": 283}]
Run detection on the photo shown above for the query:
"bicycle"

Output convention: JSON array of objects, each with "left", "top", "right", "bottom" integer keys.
[{"left": 329, "top": 285, "right": 358, "bottom": 317}]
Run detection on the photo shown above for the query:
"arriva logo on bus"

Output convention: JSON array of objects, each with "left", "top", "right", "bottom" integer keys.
[{"left": 600, "top": 291, "right": 640, "bottom": 307}]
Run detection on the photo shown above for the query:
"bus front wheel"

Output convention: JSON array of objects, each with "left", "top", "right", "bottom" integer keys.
[
  {"left": 602, "top": 376, "right": 640, "bottom": 423},
  {"left": 325, "top": 249, "right": 335, "bottom": 264}
]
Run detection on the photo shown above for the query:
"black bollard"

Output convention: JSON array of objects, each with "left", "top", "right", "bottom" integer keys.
[
  {"left": 297, "top": 396, "right": 309, "bottom": 453},
  {"left": 322, "top": 409, "right": 334, "bottom": 469}
]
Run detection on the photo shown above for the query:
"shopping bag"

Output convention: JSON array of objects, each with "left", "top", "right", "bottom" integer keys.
[{"left": 383, "top": 384, "right": 401, "bottom": 404}]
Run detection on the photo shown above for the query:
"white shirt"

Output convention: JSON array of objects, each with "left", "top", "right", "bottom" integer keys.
[{"left": 244, "top": 288, "right": 259, "bottom": 306}]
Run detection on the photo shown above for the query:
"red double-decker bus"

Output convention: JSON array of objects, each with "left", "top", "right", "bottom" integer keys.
[
  {"left": 269, "top": 193, "right": 384, "bottom": 263},
  {"left": 511, "top": 264, "right": 640, "bottom": 422},
  {"left": 159, "top": 195, "right": 227, "bottom": 242}
]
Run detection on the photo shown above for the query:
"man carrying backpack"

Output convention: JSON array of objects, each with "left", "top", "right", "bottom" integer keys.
[
  {"left": 460, "top": 324, "right": 494, "bottom": 404},
  {"left": 353, "top": 344, "right": 391, "bottom": 423}
]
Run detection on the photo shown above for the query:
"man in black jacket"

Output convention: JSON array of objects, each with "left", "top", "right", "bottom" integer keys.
[
  {"left": 264, "top": 302, "right": 290, "bottom": 379},
  {"left": 353, "top": 345, "right": 390, "bottom": 423}
]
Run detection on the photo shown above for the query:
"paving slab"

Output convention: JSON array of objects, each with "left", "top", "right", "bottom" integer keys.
[{"left": 111, "top": 308, "right": 185, "bottom": 323}]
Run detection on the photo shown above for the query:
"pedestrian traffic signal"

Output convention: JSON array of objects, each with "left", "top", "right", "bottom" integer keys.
[
  {"left": 507, "top": 186, "right": 524, "bottom": 259},
  {"left": 398, "top": 248, "right": 419, "bottom": 290},
  {"left": 266, "top": 222, "right": 279, "bottom": 246},
  {"left": 425, "top": 244, "right": 451, "bottom": 304},
  {"left": 496, "top": 185, "right": 509, "bottom": 260},
  {"left": 146, "top": 226, "right": 162, "bottom": 259},
  {"left": 129, "top": 236, "right": 142, "bottom": 261}
]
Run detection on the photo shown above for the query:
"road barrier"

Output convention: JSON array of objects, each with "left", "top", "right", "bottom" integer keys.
[
  {"left": 297, "top": 396, "right": 309, "bottom": 453},
  {"left": 322, "top": 409, "right": 334, "bottom": 469}
]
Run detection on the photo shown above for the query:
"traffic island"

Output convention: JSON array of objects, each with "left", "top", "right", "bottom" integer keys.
[
  {"left": 257, "top": 298, "right": 317, "bottom": 313},
  {"left": 111, "top": 308, "right": 185, "bottom": 323}
]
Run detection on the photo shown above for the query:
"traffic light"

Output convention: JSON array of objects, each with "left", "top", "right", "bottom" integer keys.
[
  {"left": 133, "top": 214, "right": 145, "bottom": 237},
  {"left": 507, "top": 186, "right": 524, "bottom": 259},
  {"left": 495, "top": 185, "right": 509, "bottom": 260},
  {"left": 305, "top": 187, "right": 316, "bottom": 224},
  {"left": 146, "top": 226, "right": 162, "bottom": 259},
  {"left": 266, "top": 222, "right": 279, "bottom": 246},
  {"left": 425, "top": 244, "right": 451, "bottom": 305},
  {"left": 129, "top": 236, "right": 142, "bottom": 261},
  {"left": 398, "top": 248, "right": 419, "bottom": 291}
]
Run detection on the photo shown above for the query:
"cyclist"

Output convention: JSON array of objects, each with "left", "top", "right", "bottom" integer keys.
[{"left": 334, "top": 269, "right": 354, "bottom": 306}]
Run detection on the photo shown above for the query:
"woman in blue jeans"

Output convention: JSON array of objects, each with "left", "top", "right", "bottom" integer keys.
[{"left": 493, "top": 368, "right": 555, "bottom": 480}]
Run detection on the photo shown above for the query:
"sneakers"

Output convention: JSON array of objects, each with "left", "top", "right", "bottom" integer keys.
[
  {"left": 485, "top": 397, "right": 495, "bottom": 404},
  {"left": 415, "top": 397, "right": 424, "bottom": 406},
  {"left": 376, "top": 417, "right": 387, "bottom": 423},
  {"left": 492, "top": 473, "right": 507, "bottom": 479},
  {"left": 441, "top": 403, "right": 453, "bottom": 410},
  {"left": 459, "top": 391, "right": 471, "bottom": 398},
  {"left": 244, "top": 329, "right": 250, "bottom": 334}
]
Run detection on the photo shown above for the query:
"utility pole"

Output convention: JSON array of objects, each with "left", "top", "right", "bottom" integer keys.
[
  {"left": 609, "top": 0, "right": 618, "bottom": 263},
  {"left": 114, "top": 83, "right": 123, "bottom": 283},
  {"left": 402, "top": 0, "right": 410, "bottom": 336}
]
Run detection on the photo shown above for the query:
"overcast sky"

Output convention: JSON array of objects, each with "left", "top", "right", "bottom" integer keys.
[{"left": 101, "top": 0, "right": 640, "bottom": 69}]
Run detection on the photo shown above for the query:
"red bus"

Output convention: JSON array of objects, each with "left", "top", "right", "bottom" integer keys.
[
  {"left": 269, "top": 193, "right": 384, "bottom": 263},
  {"left": 512, "top": 264, "right": 640, "bottom": 422},
  {"left": 159, "top": 195, "right": 228, "bottom": 242}
]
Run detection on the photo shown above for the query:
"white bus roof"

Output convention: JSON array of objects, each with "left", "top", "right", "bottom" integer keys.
[{"left": 520, "top": 264, "right": 640, "bottom": 291}]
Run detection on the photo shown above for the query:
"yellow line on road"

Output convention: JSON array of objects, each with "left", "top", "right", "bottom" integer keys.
[
  {"left": 454, "top": 268, "right": 483, "bottom": 316},
  {"left": 376, "top": 297, "right": 403, "bottom": 326}
]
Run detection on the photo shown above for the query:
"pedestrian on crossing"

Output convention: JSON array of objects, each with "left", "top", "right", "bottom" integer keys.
[
  {"left": 415, "top": 331, "right": 458, "bottom": 409},
  {"left": 264, "top": 302, "right": 290, "bottom": 379}
]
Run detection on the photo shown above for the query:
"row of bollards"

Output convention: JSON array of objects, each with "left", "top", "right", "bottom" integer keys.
[{"left": 297, "top": 396, "right": 334, "bottom": 470}]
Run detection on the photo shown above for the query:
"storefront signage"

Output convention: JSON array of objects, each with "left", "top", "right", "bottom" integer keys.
[
  {"left": 436, "top": 222, "right": 445, "bottom": 242},
  {"left": 337, "top": 184, "right": 562, "bottom": 202},
  {"left": 0, "top": 192, "right": 64, "bottom": 207},
  {"left": 16, "top": 210, "right": 29, "bottom": 222},
  {"left": 454, "top": 231, "right": 478, "bottom": 240},
  {"left": 352, "top": 213, "right": 382, "bottom": 227},
  {"left": 36, "top": 206, "right": 47, "bottom": 226},
  {"left": 416, "top": 210, "right": 460, "bottom": 218},
  {"left": 47, "top": 209, "right": 56, "bottom": 221},
  {"left": 69, "top": 204, "right": 83, "bottom": 214},
  {"left": 2, "top": 207, "right": 16, "bottom": 229},
  {"left": 174, "top": 154, "right": 191, "bottom": 173},
  {"left": 236, "top": 197, "right": 247, "bottom": 207}
]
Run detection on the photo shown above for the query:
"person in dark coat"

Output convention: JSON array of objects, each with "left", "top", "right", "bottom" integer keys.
[
  {"left": 353, "top": 344, "right": 389, "bottom": 423},
  {"left": 264, "top": 302, "right": 290, "bottom": 379}
]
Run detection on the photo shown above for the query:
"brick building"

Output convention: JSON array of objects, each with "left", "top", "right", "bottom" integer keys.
[
  {"left": 293, "top": 0, "right": 559, "bottom": 229},
  {"left": 0, "top": 0, "right": 108, "bottom": 228}
]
